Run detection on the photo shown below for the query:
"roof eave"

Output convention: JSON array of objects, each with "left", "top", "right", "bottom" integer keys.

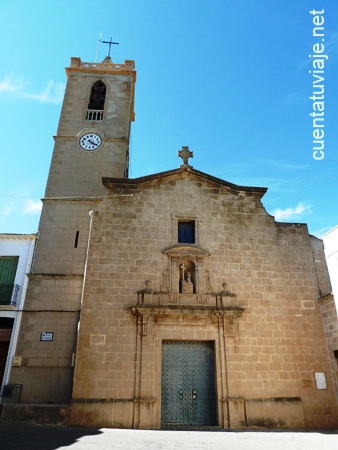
[{"left": 102, "top": 165, "right": 268, "bottom": 198}]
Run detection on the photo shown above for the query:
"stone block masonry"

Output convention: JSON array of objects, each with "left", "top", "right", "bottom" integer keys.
[{"left": 70, "top": 167, "right": 338, "bottom": 428}]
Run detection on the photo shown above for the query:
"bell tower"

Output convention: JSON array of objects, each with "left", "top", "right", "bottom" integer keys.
[
  {"left": 46, "top": 56, "right": 136, "bottom": 198},
  {"left": 8, "top": 57, "right": 136, "bottom": 404},
  {"left": 35, "top": 56, "right": 136, "bottom": 274}
]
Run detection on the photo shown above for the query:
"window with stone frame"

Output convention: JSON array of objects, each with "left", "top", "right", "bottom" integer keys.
[{"left": 178, "top": 220, "right": 195, "bottom": 244}]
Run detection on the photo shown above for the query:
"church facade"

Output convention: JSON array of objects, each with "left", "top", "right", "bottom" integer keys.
[{"left": 3, "top": 56, "right": 338, "bottom": 429}]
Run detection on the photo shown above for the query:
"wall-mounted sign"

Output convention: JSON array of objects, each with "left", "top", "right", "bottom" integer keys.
[
  {"left": 315, "top": 372, "right": 327, "bottom": 390},
  {"left": 40, "top": 332, "right": 54, "bottom": 342},
  {"left": 13, "top": 355, "right": 22, "bottom": 367}
]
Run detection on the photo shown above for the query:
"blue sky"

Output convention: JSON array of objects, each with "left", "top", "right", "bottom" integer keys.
[{"left": 0, "top": 0, "right": 337, "bottom": 237}]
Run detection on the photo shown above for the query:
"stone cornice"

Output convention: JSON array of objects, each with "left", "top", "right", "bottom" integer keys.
[
  {"left": 0, "top": 234, "right": 37, "bottom": 240},
  {"left": 131, "top": 304, "right": 245, "bottom": 319},
  {"left": 41, "top": 197, "right": 103, "bottom": 203},
  {"left": 102, "top": 165, "right": 267, "bottom": 198},
  {"left": 66, "top": 57, "right": 136, "bottom": 78}
]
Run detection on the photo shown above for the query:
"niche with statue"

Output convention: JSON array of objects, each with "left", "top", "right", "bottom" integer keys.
[{"left": 179, "top": 260, "right": 196, "bottom": 294}]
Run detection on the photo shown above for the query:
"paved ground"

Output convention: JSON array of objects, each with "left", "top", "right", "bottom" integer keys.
[{"left": 0, "top": 423, "right": 337, "bottom": 450}]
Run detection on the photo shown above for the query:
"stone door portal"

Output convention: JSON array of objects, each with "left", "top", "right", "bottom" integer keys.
[{"left": 161, "top": 341, "right": 217, "bottom": 427}]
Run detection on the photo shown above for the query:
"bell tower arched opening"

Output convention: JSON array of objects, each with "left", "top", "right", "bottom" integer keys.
[{"left": 86, "top": 80, "right": 106, "bottom": 121}]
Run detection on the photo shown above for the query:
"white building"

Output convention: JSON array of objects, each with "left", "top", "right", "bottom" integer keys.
[
  {"left": 0, "top": 234, "right": 36, "bottom": 400},
  {"left": 323, "top": 226, "right": 338, "bottom": 312}
]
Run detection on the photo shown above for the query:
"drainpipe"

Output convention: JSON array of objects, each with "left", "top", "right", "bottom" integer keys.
[{"left": 72, "top": 210, "right": 95, "bottom": 380}]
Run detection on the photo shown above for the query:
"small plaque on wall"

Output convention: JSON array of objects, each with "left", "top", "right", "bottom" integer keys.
[
  {"left": 13, "top": 355, "right": 22, "bottom": 367},
  {"left": 315, "top": 372, "right": 327, "bottom": 390},
  {"left": 40, "top": 332, "right": 54, "bottom": 342}
]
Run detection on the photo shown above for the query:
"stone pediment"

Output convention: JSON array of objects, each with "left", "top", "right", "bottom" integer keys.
[
  {"left": 162, "top": 243, "right": 210, "bottom": 259},
  {"left": 102, "top": 165, "right": 267, "bottom": 198}
]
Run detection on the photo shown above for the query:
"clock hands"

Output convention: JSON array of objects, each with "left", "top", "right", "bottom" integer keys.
[{"left": 79, "top": 133, "right": 102, "bottom": 150}]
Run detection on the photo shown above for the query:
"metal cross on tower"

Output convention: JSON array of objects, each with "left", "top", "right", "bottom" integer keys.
[{"left": 101, "top": 37, "right": 119, "bottom": 57}]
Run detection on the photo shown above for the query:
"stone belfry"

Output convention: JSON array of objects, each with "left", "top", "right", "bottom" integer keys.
[
  {"left": 46, "top": 55, "right": 136, "bottom": 198},
  {"left": 8, "top": 56, "right": 136, "bottom": 403}
]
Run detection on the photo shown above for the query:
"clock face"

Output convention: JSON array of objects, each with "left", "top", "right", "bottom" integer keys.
[{"left": 79, "top": 133, "right": 102, "bottom": 151}]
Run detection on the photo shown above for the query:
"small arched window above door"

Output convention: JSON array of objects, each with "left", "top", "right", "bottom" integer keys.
[{"left": 86, "top": 80, "right": 106, "bottom": 121}]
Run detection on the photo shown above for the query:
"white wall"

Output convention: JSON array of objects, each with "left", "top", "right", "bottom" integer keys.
[
  {"left": 0, "top": 234, "right": 36, "bottom": 296},
  {"left": 323, "top": 226, "right": 338, "bottom": 313},
  {"left": 0, "top": 234, "right": 36, "bottom": 391}
]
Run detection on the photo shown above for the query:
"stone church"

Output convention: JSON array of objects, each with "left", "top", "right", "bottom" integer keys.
[{"left": 2, "top": 55, "right": 338, "bottom": 429}]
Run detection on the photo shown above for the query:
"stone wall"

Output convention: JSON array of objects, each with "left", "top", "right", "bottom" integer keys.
[
  {"left": 70, "top": 169, "right": 338, "bottom": 428},
  {"left": 6, "top": 58, "right": 137, "bottom": 406},
  {"left": 9, "top": 274, "right": 83, "bottom": 404}
]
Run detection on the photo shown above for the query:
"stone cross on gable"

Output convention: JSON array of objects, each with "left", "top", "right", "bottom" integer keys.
[{"left": 178, "top": 146, "right": 193, "bottom": 166}]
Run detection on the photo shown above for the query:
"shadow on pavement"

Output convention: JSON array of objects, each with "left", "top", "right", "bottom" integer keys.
[
  {"left": 162, "top": 426, "right": 338, "bottom": 434},
  {"left": 0, "top": 422, "right": 102, "bottom": 450},
  {"left": 1, "top": 423, "right": 337, "bottom": 449},
  {"left": 227, "top": 428, "right": 338, "bottom": 435}
]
